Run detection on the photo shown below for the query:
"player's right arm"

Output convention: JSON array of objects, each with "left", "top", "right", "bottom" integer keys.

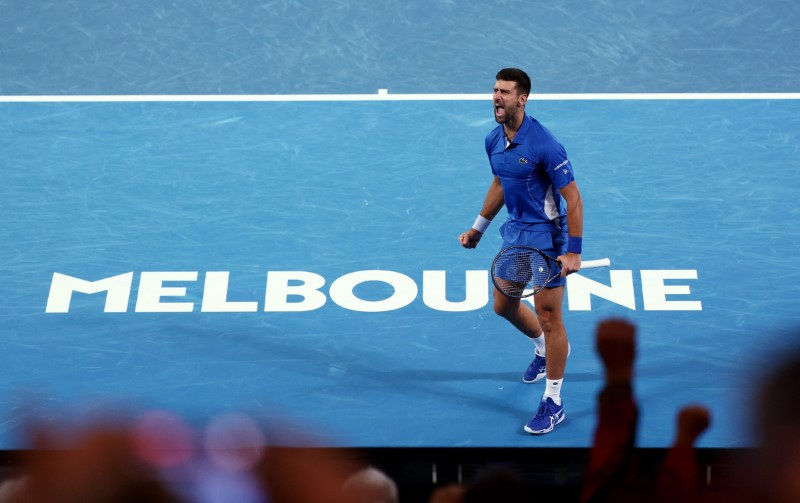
[{"left": 459, "top": 175, "right": 504, "bottom": 249}]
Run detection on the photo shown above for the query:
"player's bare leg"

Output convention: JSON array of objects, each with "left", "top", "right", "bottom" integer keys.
[
  {"left": 492, "top": 287, "right": 543, "bottom": 338},
  {"left": 532, "top": 286, "right": 568, "bottom": 380},
  {"left": 493, "top": 287, "right": 554, "bottom": 384},
  {"left": 517, "top": 285, "right": 567, "bottom": 434}
]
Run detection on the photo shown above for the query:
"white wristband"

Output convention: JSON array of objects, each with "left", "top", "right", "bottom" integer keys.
[{"left": 472, "top": 215, "right": 492, "bottom": 234}]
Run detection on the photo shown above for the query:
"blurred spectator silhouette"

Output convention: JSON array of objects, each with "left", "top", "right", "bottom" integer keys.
[
  {"left": 428, "top": 483, "right": 465, "bottom": 503},
  {"left": 752, "top": 344, "right": 800, "bottom": 503},
  {"left": 428, "top": 464, "right": 529, "bottom": 503},
  {"left": 462, "top": 465, "right": 530, "bottom": 502},
  {"left": 0, "top": 414, "right": 360, "bottom": 503},
  {"left": 341, "top": 466, "right": 399, "bottom": 503},
  {"left": 580, "top": 318, "right": 711, "bottom": 503},
  {"left": 0, "top": 422, "right": 182, "bottom": 503}
]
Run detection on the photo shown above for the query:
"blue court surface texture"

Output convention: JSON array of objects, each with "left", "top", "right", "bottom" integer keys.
[{"left": 2, "top": 0, "right": 800, "bottom": 449}]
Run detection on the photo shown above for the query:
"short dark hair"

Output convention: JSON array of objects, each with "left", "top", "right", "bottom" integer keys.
[{"left": 495, "top": 68, "right": 531, "bottom": 95}]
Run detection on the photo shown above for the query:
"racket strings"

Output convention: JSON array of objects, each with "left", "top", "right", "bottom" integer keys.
[{"left": 492, "top": 248, "right": 555, "bottom": 297}]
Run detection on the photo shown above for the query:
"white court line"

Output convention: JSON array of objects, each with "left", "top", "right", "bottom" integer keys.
[{"left": 1, "top": 92, "right": 799, "bottom": 102}]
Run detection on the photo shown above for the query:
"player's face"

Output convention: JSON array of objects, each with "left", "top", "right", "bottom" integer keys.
[{"left": 493, "top": 80, "right": 527, "bottom": 124}]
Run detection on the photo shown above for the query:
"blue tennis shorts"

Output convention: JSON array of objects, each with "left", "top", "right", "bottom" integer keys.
[{"left": 499, "top": 221, "right": 568, "bottom": 288}]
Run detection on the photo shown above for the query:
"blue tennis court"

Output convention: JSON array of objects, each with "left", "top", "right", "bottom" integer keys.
[{"left": 2, "top": 0, "right": 799, "bottom": 450}]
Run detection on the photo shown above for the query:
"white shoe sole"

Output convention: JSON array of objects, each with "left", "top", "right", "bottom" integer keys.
[
  {"left": 522, "top": 373, "right": 546, "bottom": 384},
  {"left": 524, "top": 412, "right": 565, "bottom": 435}
]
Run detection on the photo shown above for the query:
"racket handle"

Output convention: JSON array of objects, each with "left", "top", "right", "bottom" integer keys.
[{"left": 581, "top": 258, "right": 611, "bottom": 268}]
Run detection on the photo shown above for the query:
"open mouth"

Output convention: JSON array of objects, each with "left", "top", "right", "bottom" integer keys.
[{"left": 495, "top": 104, "right": 505, "bottom": 118}]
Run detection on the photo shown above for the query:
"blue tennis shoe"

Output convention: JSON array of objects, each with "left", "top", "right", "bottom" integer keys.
[
  {"left": 523, "top": 353, "right": 546, "bottom": 383},
  {"left": 524, "top": 397, "right": 565, "bottom": 435}
]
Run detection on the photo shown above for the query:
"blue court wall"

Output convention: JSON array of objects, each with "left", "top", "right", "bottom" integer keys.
[{"left": 1, "top": 0, "right": 799, "bottom": 95}]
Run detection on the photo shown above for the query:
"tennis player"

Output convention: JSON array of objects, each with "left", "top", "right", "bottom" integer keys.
[{"left": 459, "top": 68, "right": 583, "bottom": 434}]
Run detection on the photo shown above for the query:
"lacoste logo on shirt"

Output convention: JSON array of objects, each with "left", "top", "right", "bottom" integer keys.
[{"left": 519, "top": 158, "right": 528, "bottom": 164}]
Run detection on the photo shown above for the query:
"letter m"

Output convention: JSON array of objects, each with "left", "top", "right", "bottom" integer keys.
[{"left": 46, "top": 272, "right": 134, "bottom": 313}]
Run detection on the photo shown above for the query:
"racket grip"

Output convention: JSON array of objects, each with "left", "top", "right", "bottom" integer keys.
[{"left": 581, "top": 258, "right": 611, "bottom": 268}]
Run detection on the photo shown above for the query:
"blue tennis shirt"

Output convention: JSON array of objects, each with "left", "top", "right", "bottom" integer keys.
[{"left": 485, "top": 114, "right": 575, "bottom": 227}]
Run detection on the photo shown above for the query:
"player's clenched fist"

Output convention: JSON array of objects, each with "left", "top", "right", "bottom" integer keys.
[{"left": 459, "top": 229, "right": 483, "bottom": 248}]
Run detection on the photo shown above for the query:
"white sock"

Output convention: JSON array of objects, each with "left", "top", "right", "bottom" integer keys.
[
  {"left": 543, "top": 378, "right": 563, "bottom": 405},
  {"left": 530, "top": 332, "right": 545, "bottom": 356}
]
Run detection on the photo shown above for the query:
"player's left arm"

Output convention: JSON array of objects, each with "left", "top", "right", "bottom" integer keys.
[{"left": 557, "top": 180, "right": 583, "bottom": 276}]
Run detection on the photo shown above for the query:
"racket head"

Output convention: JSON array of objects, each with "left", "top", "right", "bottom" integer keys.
[{"left": 491, "top": 246, "right": 561, "bottom": 298}]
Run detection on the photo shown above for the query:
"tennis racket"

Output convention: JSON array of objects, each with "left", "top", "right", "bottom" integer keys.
[{"left": 491, "top": 245, "right": 611, "bottom": 298}]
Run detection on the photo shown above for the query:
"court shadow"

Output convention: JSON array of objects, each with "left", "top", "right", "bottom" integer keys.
[
  {"left": 386, "top": 369, "right": 520, "bottom": 382},
  {"left": 564, "top": 371, "right": 603, "bottom": 383},
  {"left": 161, "top": 323, "right": 536, "bottom": 419}
]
